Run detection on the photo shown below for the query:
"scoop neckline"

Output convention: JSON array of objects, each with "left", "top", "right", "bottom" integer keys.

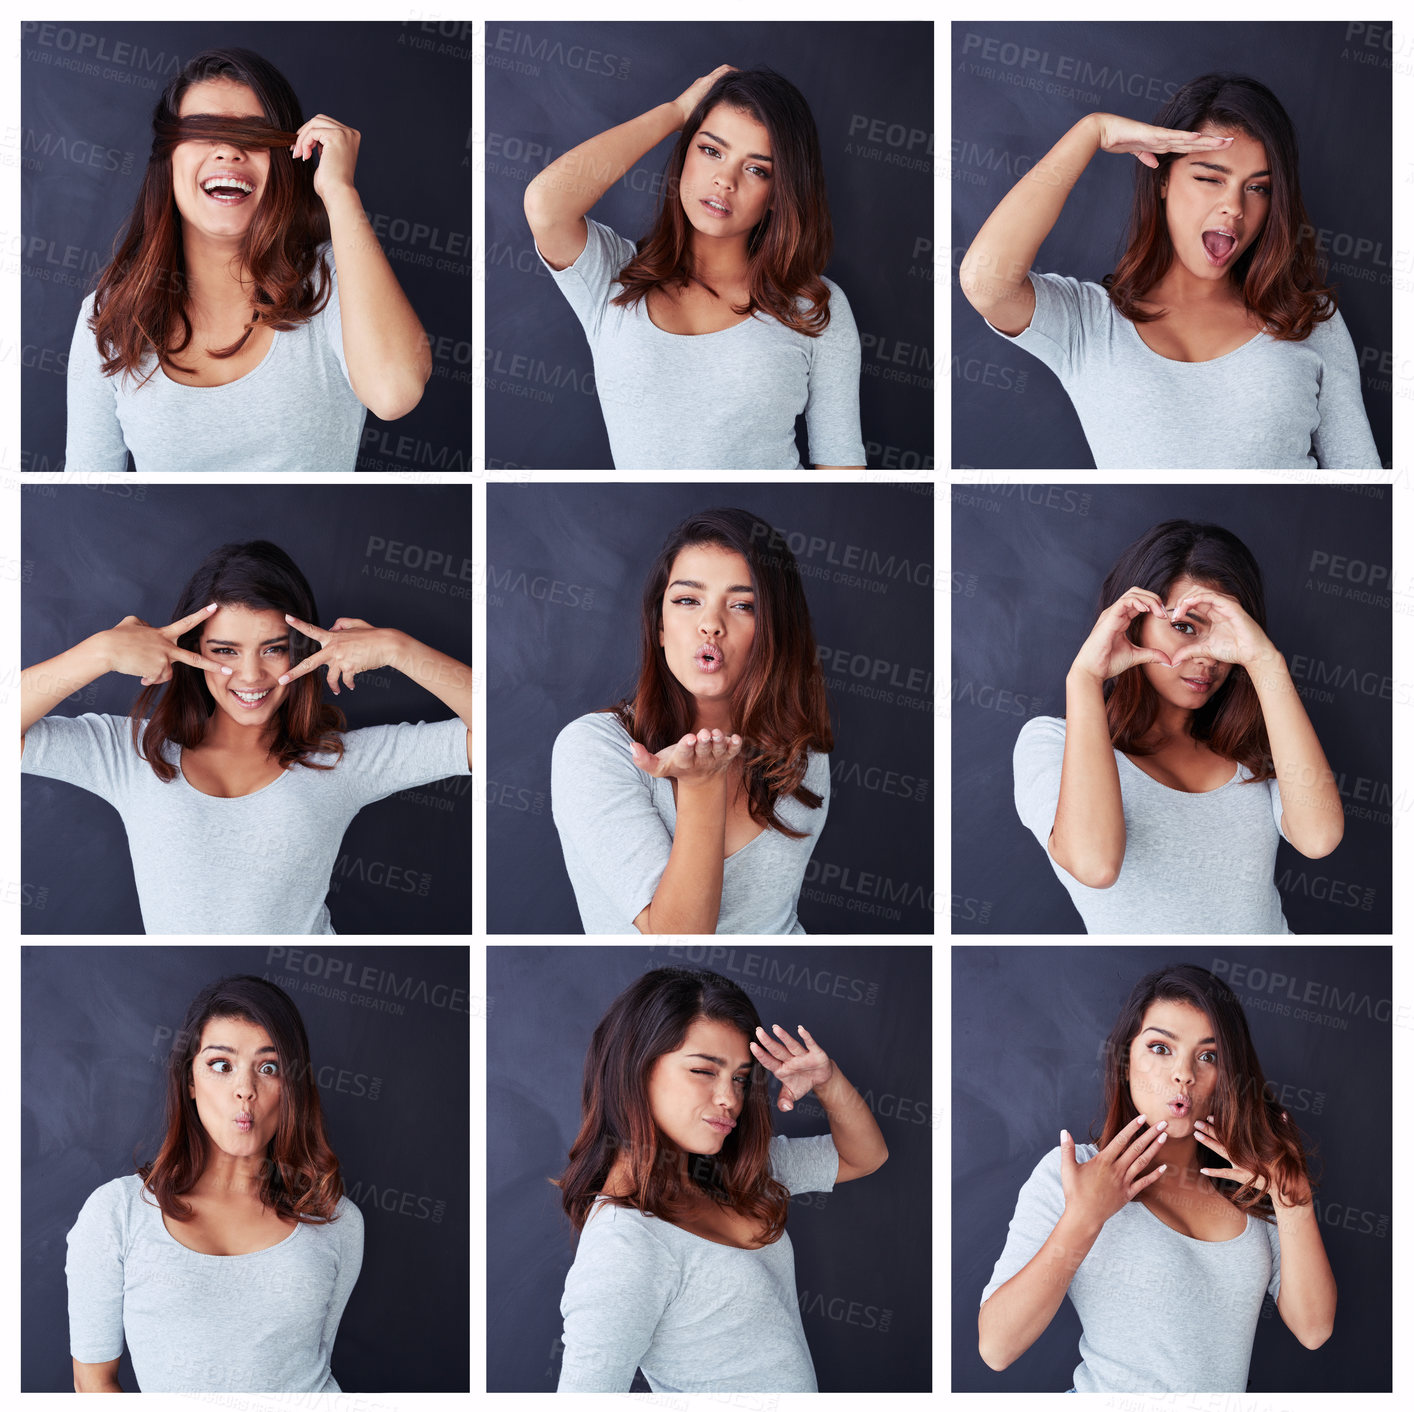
[
  {"left": 1122, "top": 312, "right": 1266, "bottom": 367},
  {"left": 590, "top": 1193, "right": 772, "bottom": 1252},
  {"left": 176, "top": 747, "right": 290, "bottom": 801},
  {"left": 155, "top": 326, "right": 280, "bottom": 391},
  {"left": 1116, "top": 749, "right": 1242, "bottom": 797},
  {"left": 1135, "top": 1195, "right": 1252, "bottom": 1247},
  {"left": 158, "top": 1207, "right": 302, "bottom": 1259},
  {"left": 641, "top": 301, "right": 757, "bottom": 340}
]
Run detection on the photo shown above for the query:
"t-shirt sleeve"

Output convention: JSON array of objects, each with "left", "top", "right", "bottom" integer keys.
[
  {"left": 1310, "top": 308, "right": 1381, "bottom": 470},
  {"left": 550, "top": 714, "right": 673, "bottom": 929},
  {"left": 1264, "top": 1213, "right": 1282, "bottom": 1301},
  {"left": 768, "top": 1133, "right": 839, "bottom": 1194},
  {"left": 1013, "top": 715, "right": 1067, "bottom": 850},
  {"left": 65, "top": 296, "right": 130, "bottom": 474},
  {"left": 537, "top": 218, "right": 637, "bottom": 343},
  {"left": 1266, "top": 776, "right": 1285, "bottom": 841},
  {"left": 317, "top": 249, "right": 354, "bottom": 389},
  {"left": 558, "top": 1208, "right": 679, "bottom": 1392},
  {"left": 21, "top": 713, "right": 135, "bottom": 806},
  {"left": 66, "top": 1181, "right": 129, "bottom": 1364},
  {"left": 985, "top": 272, "right": 1091, "bottom": 379},
  {"left": 980, "top": 1145, "right": 1070, "bottom": 1306},
  {"left": 317, "top": 1199, "right": 365, "bottom": 1380},
  {"left": 338, "top": 718, "right": 470, "bottom": 809},
  {"left": 804, "top": 282, "right": 865, "bottom": 466}
]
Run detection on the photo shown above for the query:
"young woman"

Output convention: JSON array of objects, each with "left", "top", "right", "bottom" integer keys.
[
  {"left": 524, "top": 65, "right": 865, "bottom": 470},
  {"left": 20, "top": 540, "right": 472, "bottom": 934},
  {"left": 1013, "top": 520, "right": 1342, "bottom": 933},
  {"left": 958, "top": 74, "right": 1380, "bottom": 469},
  {"left": 66, "top": 47, "right": 431, "bottom": 474},
  {"left": 978, "top": 963, "right": 1335, "bottom": 1391},
  {"left": 551, "top": 507, "right": 832, "bottom": 934},
  {"left": 67, "top": 975, "right": 363, "bottom": 1392},
  {"left": 556, "top": 966, "right": 887, "bottom": 1392}
]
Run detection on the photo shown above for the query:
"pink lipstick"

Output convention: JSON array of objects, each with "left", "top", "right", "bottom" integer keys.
[{"left": 695, "top": 643, "right": 723, "bottom": 673}]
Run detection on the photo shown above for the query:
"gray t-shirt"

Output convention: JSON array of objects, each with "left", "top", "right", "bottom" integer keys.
[
  {"left": 21, "top": 712, "right": 469, "bottom": 934},
  {"left": 559, "top": 1132, "right": 839, "bottom": 1393},
  {"left": 540, "top": 218, "right": 865, "bottom": 469},
  {"left": 982, "top": 1145, "right": 1281, "bottom": 1393},
  {"left": 1013, "top": 715, "right": 1290, "bottom": 934},
  {"left": 65, "top": 253, "right": 367, "bottom": 473},
  {"left": 987, "top": 271, "right": 1381, "bottom": 470},
  {"left": 67, "top": 1175, "right": 364, "bottom": 1393},
  {"left": 550, "top": 711, "right": 829, "bottom": 934}
]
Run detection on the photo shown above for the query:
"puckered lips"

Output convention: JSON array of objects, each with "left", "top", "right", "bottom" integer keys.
[
  {"left": 201, "top": 169, "right": 256, "bottom": 206},
  {"left": 1167, "top": 1094, "right": 1193, "bottom": 1119},
  {"left": 703, "top": 1115, "right": 735, "bottom": 1135},
  {"left": 234, "top": 1111, "right": 254, "bottom": 1133},
  {"left": 1201, "top": 226, "right": 1240, "bottom": 268},
  {"left": 695, "top": 642, "right": 724, "bottom": 674}
]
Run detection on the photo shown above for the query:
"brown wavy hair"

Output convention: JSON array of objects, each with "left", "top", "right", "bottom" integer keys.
[
  {"left": 1099, "top": 519, "right": 1273, "bottom": 780},
  {"left": 554, "top": 967, "right": 789, "bottom": 1243},
  {"left": 1104, "top": 73, "right": 1334, "bottom": 341},
  {"left": 612, "top": 68, "right": 834, "bottom": 336},
  {"left": 89, "top": 47, "right": 332, "bottom": 384},
  {"left": 140, "top": 974, "right": 344, "bottom": 1222},
  {"left": 1093, "top": 964, "right": 1315, "bottom": 1218},
  {"left": 130, "top": 540, "right": 344, "bottom": 782},
  {"left": 611, "top": 507, "right": 833, "bottom": 837}
]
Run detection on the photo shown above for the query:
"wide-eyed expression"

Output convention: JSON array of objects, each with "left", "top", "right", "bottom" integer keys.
[
  {"left": 188, "top": 1016, "right": 283, "bottom": 1159},
  {"left": 1127, "top": 999, "right": 1220, "bottom": 1139}
]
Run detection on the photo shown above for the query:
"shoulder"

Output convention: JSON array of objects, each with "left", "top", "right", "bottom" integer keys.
[
  {"left": 324, "top": 1195, "right": 365, "bottom": 1245},
  {"left": 583, "top": 218, "right": 637, "bottom": 271},
  {"left": 1015, "top": 714, "right": 1066, "bottom": 753},
  {"left": 803, "top": 748, "right": 831, "bottom": 787},
  {"left": 576, "top": 1199, "right": 676, "bottom": 1265},
  {"left": 1301, "top": 300, "right": 1355, "bottom": 351},
  {"left": 554, "top": 711, "right": 631, "bottom": 755},
  {"left": 75, "top": 1173, "right": 147, "bottom": 1225},
  {"left": 804, "top": 276, "right": 857, "bottom": 335},
  {"left": 77, "top": 291, "right": 98, "bottom": 320}
]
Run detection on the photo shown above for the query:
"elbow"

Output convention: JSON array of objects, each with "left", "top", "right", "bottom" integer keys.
[
  {"left": 1054, "top": 849, "right": 1122, "bottom": 890},
  {"left": 1298, "top": 1323, "right": 1334, "bottom": 1351},
  {"left": 1294, "top": 822, "right": 1343, "bottom": 861},
  {"left": 977, "top": 1303, "right": 1014, "bottom": 1372},
  {"left": 361, "top": 368, "right": 429, "bottom": 422}
]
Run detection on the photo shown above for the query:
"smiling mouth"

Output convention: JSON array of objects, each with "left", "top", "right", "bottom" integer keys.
[
  {"left": 202, "top": 173, "right": 255, "bottom": 205},
  {"left": 695, "top": 643, "right": 724, "bottom": 673},
  {"left": 700, "top": 197, "right": 731, "bottom": 218},
  {"left": 231, "top": 687, "right": 273, "bottom": 708},
  {"left": 1201, "top": 228, "right": 1238, "bottom": 265}
]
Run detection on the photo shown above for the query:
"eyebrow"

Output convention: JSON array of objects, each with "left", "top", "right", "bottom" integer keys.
[
  {"left": 686, "top": 1052, "right": 753, "bottom": 1068},
  {"left": 201, "top": 1043, "right": 279, "bottom": 1055},
  {"left": 699, "top": 129, "right": 772, "bottom": 163},
  {"left": 205, "top": 636, "right": 290, "bottom": 647},
  {"left": 668, "top": 579, "right": 754, "bottom": 594},
  {"left": 1189, "top": 159, "right": 1270, "bottom": 178},
  {"left": 1142, "top": 1027, "right": 1217, "bottom": 1045}
]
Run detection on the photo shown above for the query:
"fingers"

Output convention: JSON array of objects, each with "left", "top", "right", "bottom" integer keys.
[
  {"left": 164, "top": 602, "right": 218, "bottom": 637},
  {"left": 1059, "top": 1128, "right": 1076, "bottom": 1165},
  {"left": 284, "top": 612, "right": 329, "bottom": 645},
  {"left": 277, "top": 647, "right": 329, "bottom": 687},
  {"left": 176, "top": 649, "right": 231, "bottom": 675},
  {"left": 329, "top": 617, "right": 373, "bottom": 632},
  {"left": 1135, "top": 649, "right": 1173, "bottom": 669},
  {"left": 1101, "top": 1111, "right": 1149, "bottom": 1157},
  {"left": 1128, "top": 1162, "right": 1168, "bottom": 1198},
  {"left": 1135, "top": 151, "right": 1158, "bottom": 169}
]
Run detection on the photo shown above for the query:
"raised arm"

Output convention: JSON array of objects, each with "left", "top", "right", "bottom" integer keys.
[
  {"left": 979, "top": 1120, "right": 1167, "bottom": 1371},
  {"left": 525, "top": 65, "right": 734, "bottom": 270},
  {"left": 292, "top": 115, "right": 432, "bottom": 421},
  {"left": 958, "top": 115, "right": 1233, "bottom": 335},
  {"left": 1048, "top": 589, "right": 1174, "bottom": 888}
]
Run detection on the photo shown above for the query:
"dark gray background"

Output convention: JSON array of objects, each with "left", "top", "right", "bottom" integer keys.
[
  {"left": 950, "top": 482, "right": 1392, "bottom": 934},
  {"left": 21, "top": 483, "right": 473, "bottom": 934},
  {"left": 487, "top": 481, "right": 935, "bottom": 934},
  {"left": 22, "top": 944, "right": 470, "bottom": 1392},
  {"left": 953, "top": 945, "right": 1392, "bottom": 1392},
  {"left": 950, "top": 21, "right": 1393, "bottom": 469},
  {"left": 488, "top": 944, "right": 931, "bottom": 1392},
  {"left": 20, "top": 20, "right": 473, "bottom": 473},
  {"left": 485, "top": 20, "right": 934, "bottom": 470}
]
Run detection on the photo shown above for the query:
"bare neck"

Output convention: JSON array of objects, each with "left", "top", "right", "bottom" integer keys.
[{"left": 180, "top": 229, "right": 256, "bottom": 321}]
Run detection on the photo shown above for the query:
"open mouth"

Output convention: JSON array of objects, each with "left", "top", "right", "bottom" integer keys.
[
  {"left": 1167, "top": 1096, "right": 1192, "bottom": 1118},
  {"left": 1201, "top": 228, "right": 1238, "bottom": 266},
  {"left": 201, "top": 173, "right": 255, "bottom": 205},
  {"left": 695, "top": 643, "right": 724, "bottom": 673},
  {"left": 231, "top": 687, "right": 273, "bottom": 709},
  {"left": 700, "top": 196, "right": 731, "bottom": 218}
]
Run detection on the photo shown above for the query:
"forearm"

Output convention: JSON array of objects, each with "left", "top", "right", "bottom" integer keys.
[
  {"left": 813, "top": 1068, "right": 888, "bottom": 1175},
  {"left": 636, "top": 778, "right": 727, "bottom": 934},
  {"left": 22, "top": 635, "right": 110, "bottom": 738},
  {"left": 1273, "top": 1191, "right": 1337, "bottom": 1347},
  {"left": 1049, "top": 669, "right": 1125, "bottom": 887},
  {"left": 978, "top": 1207, "right": 1100, "bottom": 1371},
  {"left": 1248, "top": 652, "right": 1343, "bottom": 857},
  {"left": 321, "top": 185, "right": 432, "bottom": 421},
  {"left": 525, "top": 102, "right": 681, "bottom": 227},
  {"left": 389, "top": 632, "right": 473, "bottom": 729},
  {"left": 959, "top": 114, "right": 1100, "bottom": 313}
]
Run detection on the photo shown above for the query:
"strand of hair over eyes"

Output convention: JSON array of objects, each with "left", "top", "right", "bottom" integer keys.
[{"left": 151, "top": 113, "right": 299, "bottom": 156}]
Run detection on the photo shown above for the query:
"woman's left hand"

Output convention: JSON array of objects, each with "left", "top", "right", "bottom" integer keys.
[
  {"left": 278, "top": 614, "right": 401, "bottom": 695},
  {"left": 750, "top": 1023, "right": 835, "bottom": 1112},
  {"left": 1196, "top": 1114, "right": 1310, "bottom": 1205},
  {"left": 1166, "top": 587, "right": 1276, "bottom": 671},
  {"left": 291, "top": 114, "right": 361, "bottom": 200}
]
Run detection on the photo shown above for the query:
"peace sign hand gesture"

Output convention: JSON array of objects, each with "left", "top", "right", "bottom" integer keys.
[
  {"left": 749, "top": 1023, "right": 835, "bottom": 1112},
  {"left": 101, "top": 603, "right": 232, "bottom": 686},
  {"left": 277, "top": 615, "right": 403, "bottom": 696}
]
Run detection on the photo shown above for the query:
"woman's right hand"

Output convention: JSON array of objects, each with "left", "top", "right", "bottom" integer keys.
[
  {"left": 1059, "top": 1116, "right": 1168, "bottom": 1233},
  {"left": 630, "top": 728, "right": 742, "bottom": 784},
  {"left": 1070, "top": 587, "right": 1176, "bottom": 684},
  {"left": 100, "top": 604, "right": 231, "bottom": 686},
  {"left": 1091, "top": 113, "right": 1234, "bottom": 169},
  {"left": 672, "top": 65, "right": 736, "bottom": 128}
]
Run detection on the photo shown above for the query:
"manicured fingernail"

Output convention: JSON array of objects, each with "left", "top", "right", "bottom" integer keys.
[
  {"left": 277, "top": 674, "right": 290, "bottom": 684},
  {"left": 221, "top": 667, "right": 233, "bottom": 675},
  {"left": 1157, "top": 1120, "right": 1168, "bottom": 1129},
  {"left": 782, "top": 1101, "right": 792, "bottom": 1111},
  {"left": 205, "top": 602, "right": 217, "bottom": 611}
]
